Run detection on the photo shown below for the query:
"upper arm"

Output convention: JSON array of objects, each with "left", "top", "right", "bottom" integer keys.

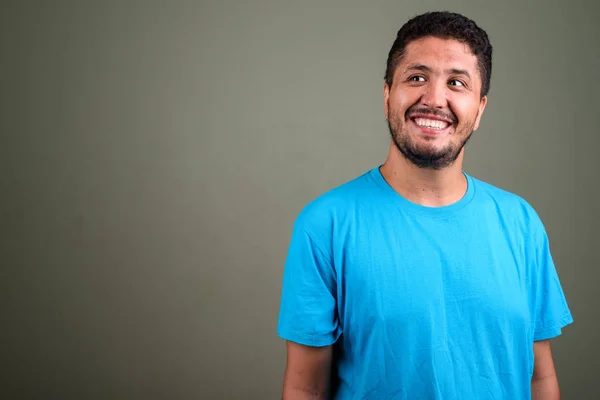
[
  {"left": 532, "top": 340, "right": 557, "bottom": 381},
  {"left": 278, "top": 208, "right": 340, "bottom": 398},
  {"left": 283, "top": 341, "right": 334, "bottom": 399},
  {"left": 531, "top": 340, "right": 560, "bottom": 399}
]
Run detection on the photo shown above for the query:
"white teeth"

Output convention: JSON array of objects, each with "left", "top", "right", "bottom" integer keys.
[{"left": 414, "top": 118, "right": 449, "bottom": 130}]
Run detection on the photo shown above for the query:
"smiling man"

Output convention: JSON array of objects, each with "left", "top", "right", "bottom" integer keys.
[{"left": 277, "top": 11, "right": 572, "bottom": 400}]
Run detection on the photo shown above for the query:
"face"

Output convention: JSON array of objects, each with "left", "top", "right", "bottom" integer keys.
[{"left": 384, "top": 37, "right": 487, "bottom": 170}]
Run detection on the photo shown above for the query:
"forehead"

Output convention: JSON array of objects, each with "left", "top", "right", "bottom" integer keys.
[{"left": 399, "top": 37, "right": 479, "bottom": 75}]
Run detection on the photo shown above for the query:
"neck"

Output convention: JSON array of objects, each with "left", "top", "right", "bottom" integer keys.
[{"left": 380, "top": 142, "right": 468, "bottom": 207}]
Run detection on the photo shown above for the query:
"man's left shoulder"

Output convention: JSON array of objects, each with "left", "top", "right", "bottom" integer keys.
[{"left": 469, "top": 175, "right": 544, "bottom": 229}]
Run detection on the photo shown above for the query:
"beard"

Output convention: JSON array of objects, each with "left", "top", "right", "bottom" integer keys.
[{"left": 387, "top": 104, "right": 477, "bottom": 170}]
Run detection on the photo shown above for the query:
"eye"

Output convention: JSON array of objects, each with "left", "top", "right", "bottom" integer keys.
[
  {"left": 449, "top": 79, "right": 465, "bottom": 87},
  {"left": 409, "top": 75, "right": 426, "bottom": 82}
]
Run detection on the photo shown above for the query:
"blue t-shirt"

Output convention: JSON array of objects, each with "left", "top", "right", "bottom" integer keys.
[{"left": 277, "top": 166, "right": 573, "bottom": 399}]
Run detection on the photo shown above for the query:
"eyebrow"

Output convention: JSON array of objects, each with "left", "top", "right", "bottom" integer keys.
[
  {"left": 404, "top": 64, "right": 472, "bottom": 80},
  {"left": 448, "top": 68, "right": 471, "bottom": 79},
  {"left": 404, "top": 64, "right": 432, "bottom": 74}
]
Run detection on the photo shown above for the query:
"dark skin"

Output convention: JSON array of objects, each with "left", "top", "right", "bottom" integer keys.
[{"left": 282, "top": 342, "right": 333, "bottom": 399}]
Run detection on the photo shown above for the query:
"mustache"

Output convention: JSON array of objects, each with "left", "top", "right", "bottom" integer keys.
[{"left": 405, "top": 106, "right": 457, "bottom": 125}]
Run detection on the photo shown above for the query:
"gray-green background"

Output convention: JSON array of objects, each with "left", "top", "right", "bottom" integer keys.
[{"left": 1, "top": 0, "right": 597, "bottom": 398}]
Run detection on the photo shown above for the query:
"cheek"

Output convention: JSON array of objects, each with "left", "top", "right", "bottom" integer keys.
[
  {"left": 450, "top": 99, "right": 480, "bottom": 125},
  {"left": 390, "top": 91, "right": 417, "bottom": 118}
]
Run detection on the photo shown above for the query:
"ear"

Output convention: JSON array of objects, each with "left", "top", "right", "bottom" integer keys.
[
  {"left": 384, "top": 82, "right": 391, "bottom": 120},
  {"left": 473, "top": 95, "right": 487, "bottom": 131}
]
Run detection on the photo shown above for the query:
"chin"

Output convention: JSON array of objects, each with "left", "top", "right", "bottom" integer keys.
[{"left": 413, "top": 141, "right": 452, "bottom": 156}]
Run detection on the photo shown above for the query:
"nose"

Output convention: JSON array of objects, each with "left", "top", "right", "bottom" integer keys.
[{"left": 420, "top": 80, "right": 447, "bottom": 109}]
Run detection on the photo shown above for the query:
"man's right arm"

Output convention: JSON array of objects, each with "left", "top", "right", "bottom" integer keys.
[{"left": 282, "top": 341, "right": 333, "bottom": 400}]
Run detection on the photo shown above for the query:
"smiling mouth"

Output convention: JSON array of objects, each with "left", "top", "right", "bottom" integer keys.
[{"left": 411, "top": 117, "right": 452, "bottom": 131}]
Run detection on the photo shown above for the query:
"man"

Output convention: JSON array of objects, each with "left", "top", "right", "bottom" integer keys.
[{"left": 277, "top": 11, "right": 572, "bottom": 400}]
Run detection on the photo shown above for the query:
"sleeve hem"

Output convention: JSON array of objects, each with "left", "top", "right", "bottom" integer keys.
[
  {"left": 534, "top": 312, "right": 573, "bottom": 341},
  {"left": 277, "top": 328, "right": 341, "bottom": 347}
]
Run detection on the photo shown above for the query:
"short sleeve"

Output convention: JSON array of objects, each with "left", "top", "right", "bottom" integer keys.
[
  {"left": 530, "top": 225, "right": 573, "bottom": 341},
  {"left": 277, "top": 218, "right": 341, "bottom": 347}
]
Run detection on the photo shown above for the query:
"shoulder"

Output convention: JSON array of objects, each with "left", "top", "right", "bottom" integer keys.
[
  {"left": 293, "top": 168, "right": 378, "bottom": 237},
  {"left": 469, "top": 174, "right": 545, "bottom": 234}
]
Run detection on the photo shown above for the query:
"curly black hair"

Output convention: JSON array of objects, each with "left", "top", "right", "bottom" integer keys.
[{"left": 385, "top": 11, "right": 493, "bottom": 98}]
